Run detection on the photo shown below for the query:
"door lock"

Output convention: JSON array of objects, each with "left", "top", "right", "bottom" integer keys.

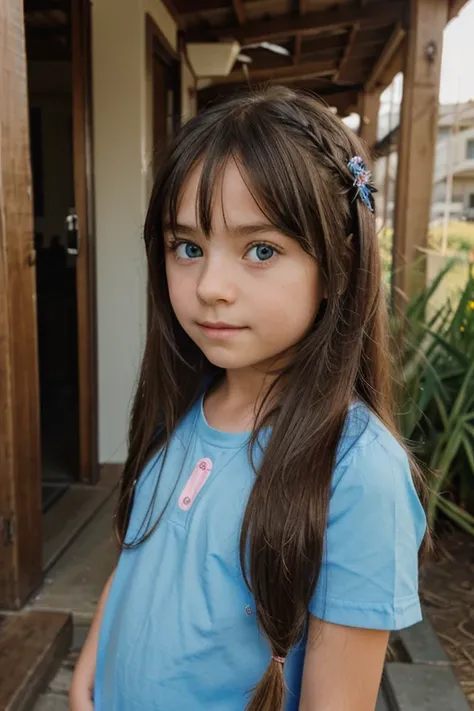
[{"left": 66, "top": 208, "right": 80, "bottom": 256}]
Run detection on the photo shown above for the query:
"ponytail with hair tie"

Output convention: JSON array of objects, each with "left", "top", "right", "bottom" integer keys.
[{"left": 246, "top": 654, "right": 287, "bottom": 711}]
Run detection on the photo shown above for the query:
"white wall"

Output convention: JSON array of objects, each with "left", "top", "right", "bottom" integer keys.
[
  {"left": 92, "top": 0, "right": 177, "bottom": 463},
  {"left": 181, "top": 57, "right": 197, "bottom": 124}
]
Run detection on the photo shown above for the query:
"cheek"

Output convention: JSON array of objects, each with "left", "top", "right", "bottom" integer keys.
[
  {"left": 257, "top": 264, "right": 319, "bottom": 335},
  {"left": 166, "top": 261, "right": 192, "bottom": 316}
]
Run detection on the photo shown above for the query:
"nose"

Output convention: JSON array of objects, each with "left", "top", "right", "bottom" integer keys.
[{"left": 196, "top": 253, "right": 237, "bottom": 305}]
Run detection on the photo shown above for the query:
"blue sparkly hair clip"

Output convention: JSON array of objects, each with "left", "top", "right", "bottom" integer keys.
[{"left": 347, "top": 156, "right": 377, "bottom": 213}]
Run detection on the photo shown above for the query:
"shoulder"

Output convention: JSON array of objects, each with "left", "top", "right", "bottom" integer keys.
[
  {"left": 333, "top": 401, "right": 411, "bottom": 495},
  {"left": 330, "top": 401, "right": 426, "bottom": 546},
  {"left": 309, "top": 401, "right": 426, "bottom": 630}
]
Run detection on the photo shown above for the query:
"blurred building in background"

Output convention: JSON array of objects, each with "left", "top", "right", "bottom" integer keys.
[{"left": 375, "top": 101, "right": 474, "bottom": 223}]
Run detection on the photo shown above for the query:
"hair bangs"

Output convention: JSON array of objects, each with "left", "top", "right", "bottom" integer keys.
[{"left": 161, "top": 104, "right": 328, "bottom": 257}]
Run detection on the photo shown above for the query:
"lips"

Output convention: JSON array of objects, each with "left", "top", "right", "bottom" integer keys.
[
  {"left": 198, "top": 321, "right": 243, "bottom": 330},
  {"left": 197, "top": 321, "right": 247, "bottom": 338}
]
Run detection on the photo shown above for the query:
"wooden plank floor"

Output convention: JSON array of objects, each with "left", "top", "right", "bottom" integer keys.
[
  {"left": 42, "top": 462, "right": 121, "bottom": 573},
  {"left": 34, "top": 496, "right": 118, "bottom": 623},
  {"left": 32, "top": 624, "right": 89, "bottom": 711},
  {"left": 0, "top": 610, "right": 72, "bottom": 711}
]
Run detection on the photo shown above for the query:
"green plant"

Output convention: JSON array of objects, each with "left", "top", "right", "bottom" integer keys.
[{"left": 398, "top": 260, "right": 474, "bottom": 533}]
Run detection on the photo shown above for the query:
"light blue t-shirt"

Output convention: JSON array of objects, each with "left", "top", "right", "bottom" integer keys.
[{"left": 94, "top": 397, "right": 426, "bottom": 711}]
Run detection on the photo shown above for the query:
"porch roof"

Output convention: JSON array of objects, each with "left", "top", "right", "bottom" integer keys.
[
  {"left": 24, "top": 0, "right": 469, "bottom": 115},
  {"left": 172, "top": 0, "right": 409, "bottom": 115}
]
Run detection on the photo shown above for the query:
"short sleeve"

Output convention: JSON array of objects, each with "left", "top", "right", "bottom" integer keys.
[{"left": 309, "top": 430, "right": 427, "bottom": 631}]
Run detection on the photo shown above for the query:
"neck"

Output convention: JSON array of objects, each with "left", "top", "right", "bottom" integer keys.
[
  {"left": 222, "top": 367, "right": 276, "bottom": 410},
  {"left": 204, "top": 365, "right": 281, "bottom": 434}
]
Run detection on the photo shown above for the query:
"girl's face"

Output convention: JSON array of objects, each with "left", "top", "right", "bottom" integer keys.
[{"left": 164, "top": 159, "right": 324, "bottom": 373}]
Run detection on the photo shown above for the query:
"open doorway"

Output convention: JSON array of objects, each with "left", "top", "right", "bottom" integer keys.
[
  {"left": 26, "top": 0, "right": 78, "bottom": 512},
  {"left": 24, "top": 0, "right": 97, "bottom": 521}
]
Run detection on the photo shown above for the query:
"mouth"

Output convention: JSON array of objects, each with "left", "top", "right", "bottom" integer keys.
[{"left": 197, "top": 322, "right": 248, "bottom": 339}]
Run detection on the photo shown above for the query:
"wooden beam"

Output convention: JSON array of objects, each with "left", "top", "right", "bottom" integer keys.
[
  {"left": 336, "top": 23, "right": 359, "bottom": 81},
  {"left": 201, "top": 76, "right": 362, "bottom": 100},
  {"left": 0, "top": 0, "right": 43, "bottom": 608},
  {"left": 392, "top": 0, "right": 449, "bottom": 308},
  {"left": 232, "top": 0, "right": 245, "bottom": 24},
  {"left": 207, "top": 58, "right": 338, "bottom": 86},
  {"left": 327, "top": 89, "right": 360, "bottom": 116},
  {"left": 293, "top": 29, "right": 387, "bottom": 60},
  {"left": 72, "top": 0, "right": 99, "bottom": 484},
  {"left": 317, "top": 82, "right": 363, "bottom": 97},
  {"left": 358, "top": 89, "right": 381, "bottom": 151},
  {"left": 294, "top": 35, "right": 303, "bottom": 65},
  {"left": 332, "top": 63, "right": 373, "bottom": 86},
  {"left": 365, "top": 23, "right": 405, "bottom": 92},
  {"left": 185, "top": 1, "right": 406, "bottom": 43},
  {"left": 449, "top": 0, "right": 470, "bottom": 20},
  {"left": 294, "top": 0, "right": 308, "bottom": 64},
  {"left": 297, "top": 33, "right": 347, "bottom": 58},
  {"left": 198, "top": 82, "right": 360, "bottom": 114},
  {"left": 300, "top": 33, "right": 347, "bottom": 51},
  {"left": 379, "top": 43, "right": 404, "bottom": 86}
]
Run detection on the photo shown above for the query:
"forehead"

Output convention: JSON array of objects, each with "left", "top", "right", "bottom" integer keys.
[{"left": 177, "top": 158, "right": 269, "bottom": 229}]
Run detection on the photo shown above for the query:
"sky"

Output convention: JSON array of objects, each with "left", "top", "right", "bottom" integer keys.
[{"left": 439, "top": 0, "right": 474, "bottom": 104}]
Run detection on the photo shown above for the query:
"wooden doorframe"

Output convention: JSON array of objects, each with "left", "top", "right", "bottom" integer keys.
[
  {"left": 0, "top": 0, "right": 42, "bottom": 609},
  {"left": 145, "top": 13, "right": 181, "bottom": 189},
  {"left": 0, "top": 0, "right": 97, "bottom": 609},
  {"left": 145, "top": 15, "right": 181, "bottom": 325},
  {"left": 72, "top": 0, "right": 98, "bottom": 485}
]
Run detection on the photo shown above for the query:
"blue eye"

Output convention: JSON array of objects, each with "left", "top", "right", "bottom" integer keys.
[
  {"left": 247, "top": 244, "right": 275, "bottom": 262},
  {"left": 175, "top": 242, "right": 203, "bottom": 259}
]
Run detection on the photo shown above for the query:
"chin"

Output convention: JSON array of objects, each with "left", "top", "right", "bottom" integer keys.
[
  {"left": 204, "top": 355, "right": 255, "bottom": 370},
  {"left": 201, "top": 348, "right": 259, "bottom": 371}
]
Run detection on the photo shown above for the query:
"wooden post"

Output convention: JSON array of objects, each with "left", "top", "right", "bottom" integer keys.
[
  {"left": 358, "top": 90, "right": 381, "bottom": 152},
  {"left": 0, "top": 0, "right": 43, "bottom": 608},
  {"left": 392, "top": 0, "right": 448, "bottom": 308}
]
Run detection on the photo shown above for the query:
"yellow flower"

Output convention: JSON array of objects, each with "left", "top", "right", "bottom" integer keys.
[{"left": 468, "top": 300, "right": 474, "bottom": 310}]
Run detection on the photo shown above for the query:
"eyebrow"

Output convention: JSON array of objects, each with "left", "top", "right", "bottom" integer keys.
[{"left": 163, "top": 222, "right": 277, "bottom": 238}]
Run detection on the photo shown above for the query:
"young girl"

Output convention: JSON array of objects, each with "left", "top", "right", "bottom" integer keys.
[{"left": 70, "top": 86, "right": 428, "bottom": 711}]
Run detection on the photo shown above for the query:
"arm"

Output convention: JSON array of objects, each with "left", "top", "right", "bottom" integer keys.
[
  {"left": 299, "top": 615, "right": 389, "bottom": 711},
  {"left": 70, "top": 570, "right": 115, "bottom": 711}
]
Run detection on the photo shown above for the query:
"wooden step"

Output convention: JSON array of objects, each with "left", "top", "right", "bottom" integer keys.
[
  {"left": 384, "top": 662, "right": 471, "bottom": 711},
  {"left": 0, "top": 610, "right": 72, "bottom": 711}
]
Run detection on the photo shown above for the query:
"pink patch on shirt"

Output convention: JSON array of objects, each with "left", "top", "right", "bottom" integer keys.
[{"left": 178, "top": 458, "right": 213, "bottom": 510}]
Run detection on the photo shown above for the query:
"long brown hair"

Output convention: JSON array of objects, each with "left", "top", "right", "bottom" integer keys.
[{"left": 116, "top": 86, "right": 429, "bottom": 711}]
